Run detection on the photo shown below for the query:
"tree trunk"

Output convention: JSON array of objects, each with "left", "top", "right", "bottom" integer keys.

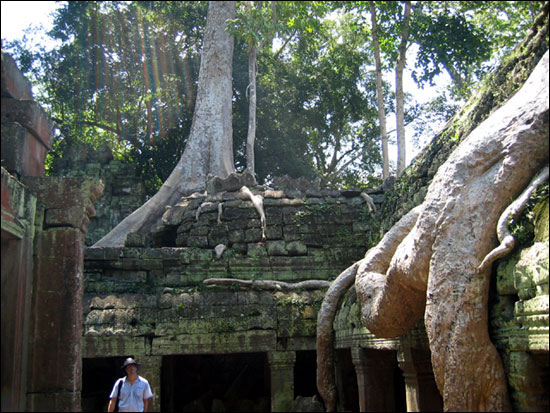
[
  {"left": 395, "top": 1, "right": 411, "bottom": 176},
  {"left": 370, "top": 2, "right": 389, "bottom": 180},
  {"left": 246, "top": 41, "right": 257, "bottom": 175},
  {"left": 93, "top": 1, "right": 236, "bottom": 247},
  {"left": 317, "top": 50, "right": 549, "bottom": 412},
  {"left": 182, "top": 54, "right": 196, "bottom": 110}
]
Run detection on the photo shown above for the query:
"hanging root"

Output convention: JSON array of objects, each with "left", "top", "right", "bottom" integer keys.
[
  {"left": 196, "top": 201, "right": 214, "bottom": 222},
  {"left": 478, "top": 166, "right": 549, "bottom": 272},
  {"left": 240, "top": 186, "right": 267, "bottom": 240},
  {"left": 360, "top": 192, "right": 376, "bottom": 212},
  {"left": 203, "top": 277, "right": 331, "bottom": 291},
  {"left": 218, "top": 202, "right": 224, "bottom": 225},
  {"left": 316, "top": 263, "right": 360, "bottom": 412},
  {"left": 316, "top": 205, "right": 421, "bottom": 412}
]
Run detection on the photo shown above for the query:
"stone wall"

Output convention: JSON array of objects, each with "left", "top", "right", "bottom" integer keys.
[
  {"left": 490, "top": 198, "right": 549, "bottom": 411},
  {"left": 52, "top": 142, "right": 146, "bottom": 246},
  {"left": 82, "top": 188, "right": 383, "bottom": 411},
  {"left": 1, "top": 50, "right": 102, "bottom": 412}
]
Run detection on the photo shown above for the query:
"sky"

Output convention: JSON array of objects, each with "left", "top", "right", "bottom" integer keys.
[
  {"left": 1, "top": 1, "right": 60, "bottom": 45},
  {"left": 1, "top": 0, "right": 451, "bottom": 169}
]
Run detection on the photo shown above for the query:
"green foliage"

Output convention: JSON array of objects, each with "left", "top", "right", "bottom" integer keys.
[
  {"left": 510, "top": 182, "right": 549, "bottom": 247},
  {"left": 2, "top": 0, "right": 540, "bottom": 191}
]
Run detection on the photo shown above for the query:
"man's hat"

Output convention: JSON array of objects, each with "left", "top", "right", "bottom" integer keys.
[{"left": 121, "top": 357, "right": 141, "bottom": 370}]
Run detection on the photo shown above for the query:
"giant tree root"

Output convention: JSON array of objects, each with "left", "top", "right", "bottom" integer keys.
[
  {"left": 203, "top": 277, "right": 330, "bottom": 291},
  {"left": 316, "top": 205, "right": 421, "bottom": 412},
  {"left": 317, "top": 51, "right": 549, "bottom": 412}
]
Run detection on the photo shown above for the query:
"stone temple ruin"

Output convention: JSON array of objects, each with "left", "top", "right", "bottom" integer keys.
[{"left": 2, "top": 26, "right": 549, "bottom": 413}]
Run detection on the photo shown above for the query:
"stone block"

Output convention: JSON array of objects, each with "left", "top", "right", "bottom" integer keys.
[
  {"left": 206, "top": 170, "right": 256, "bottom": 193},
  {"left": 265, "top": 225, "right": 283, "bottom": 240},
  {"left": 267, "top": 240, "right": 288, "bottom": 256},
  {"left": 245, "top": 228, "right": 263, "bottom": 243},
  {"left": 247, "top": 243, "right": 268, "bottom": 257},
  {"left": 1, "top": 98, "right": 53, "bottom": 148},
  {"left": 45, "top": 205, "right": 89, "bottom": 230},
  {"left": 1, "top": 51, "right": 33, "bottom": 99},
  {"left": 187, "top": 235, "right": 209, "bottom": 248},
  {"left": 208, "top": 225, "right": 229, "bottom": 246},
  {"left": 85, "top": 247, "right": 105, "bottom": 260},
  {"left": 1, "top": 122, "right": 48, "bottom": 176},
  {"left": 125, "top": 232, "right": 147, "bottom": 247},
  {"left": 37, "top": 227, "right": 84, "bottom": 259},
  {"left": 265, "top": 207, "right": 283, "bottom": 224},
  {"left": 103, "top": 270, "right": 147, "bottom": 283},
  {"left": 228, "top": 229, "right": 245, "bottom": 243},
  {"left": 286, "top": 241, "right": 308, "bottom": 256}
]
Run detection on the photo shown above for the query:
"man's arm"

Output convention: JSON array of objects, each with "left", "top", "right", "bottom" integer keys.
[
  {"left": 144, "top": 397, "right": 151, "bottom": 412},
  {"left": 107, "top": 397, "right": 117, "bottom": 412}
]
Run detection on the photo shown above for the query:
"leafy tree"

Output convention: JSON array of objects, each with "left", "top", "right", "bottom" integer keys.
[{"left": 95, "top": 1, "right": 236, "bottom": 246}]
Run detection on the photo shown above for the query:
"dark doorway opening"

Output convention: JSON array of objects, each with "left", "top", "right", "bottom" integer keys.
[
  {"left": 161, "top": 352, "right": 269, "bottom": 412},
  {"left": 82, "top": 356, "right": 127, "bottom": 412},
  {"left": 393, "top": 358, "right": 407, "bottom": 412},
  {"left": 335, "top": 349, "right": 360, "bottom": 412},
  {"left": 294, "top": 350, "right": 320, "bottom": 398}
]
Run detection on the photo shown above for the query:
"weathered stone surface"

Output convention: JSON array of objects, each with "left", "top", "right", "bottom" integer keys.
[
  {"left": 1, "top": 122, "right": 49, "bottom": 177},
  {"left": 1, "top": 50, "right": 33, "bottom": 100},
  {"left": 1, "top": 98, "right": 54, "bottom": 149}
]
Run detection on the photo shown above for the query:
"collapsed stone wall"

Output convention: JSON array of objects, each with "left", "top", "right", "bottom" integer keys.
[
  {"left": 51, "top": 142, "right": 146, "bottom": 246},
  {"left": 82, "top": 188, "right": 382, "bottom": 412}
]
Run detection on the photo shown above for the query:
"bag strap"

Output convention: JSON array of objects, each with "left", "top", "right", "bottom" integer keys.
[{"left": 115, "top": 378, "right": 123, "bottom": 411}]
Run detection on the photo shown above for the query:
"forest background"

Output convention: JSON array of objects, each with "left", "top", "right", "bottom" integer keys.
[{"left": 1, "top": 1, "right": 541, "bottom": 195}]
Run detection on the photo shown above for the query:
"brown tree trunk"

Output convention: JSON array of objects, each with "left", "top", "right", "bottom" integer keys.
[{"left": 93, "top": 1, "right": 236, "bottom": 247}]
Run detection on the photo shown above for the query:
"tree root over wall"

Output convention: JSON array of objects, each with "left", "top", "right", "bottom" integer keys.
[{"left": 317, "top": 51, "right": 549, "bottom": 412}]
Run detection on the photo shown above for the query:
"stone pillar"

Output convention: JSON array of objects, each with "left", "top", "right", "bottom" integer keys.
[
  {"left": 267, "top": 351, "right": 296, "bottom": 412},
  {"left": 23, "top": 177, "right": 103, "bottom": 412},
  {"left": 397, "top": 340, "right": 442, "bottom": 412},
  {"left": 351, "top": 348, "right": 396, "bottom": 412},
  {"left": 138, "top": 355, "right": 162, "bottom": 412}
]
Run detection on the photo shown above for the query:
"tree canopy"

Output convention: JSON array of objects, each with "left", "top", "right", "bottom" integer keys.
[{"left": 2, "top": 1, "right": 540, "bottom": 190}]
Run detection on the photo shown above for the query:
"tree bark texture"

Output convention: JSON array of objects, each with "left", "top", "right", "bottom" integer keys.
[
  {"left": 355, "top": 51, "right": 549, "bottom": 411},
  {"left": 94, "top": 1, "right": 236, "bottom": 247},
  {"left": 370, "top": 2, "right": 389, "bottom": 180},
  {"left": 246, "top": 41, "right": 257, "bottom": 175},
  {"left": 395, "top": 1, "right": 411, "bottom": 176}
]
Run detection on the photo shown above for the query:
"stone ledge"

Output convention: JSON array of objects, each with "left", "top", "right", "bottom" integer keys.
[{"left": 1, "top": 51, "right": 33, "bottom": 100}]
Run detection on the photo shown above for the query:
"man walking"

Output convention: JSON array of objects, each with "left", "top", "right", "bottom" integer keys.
[{"left": 108, "top": 357, "right": 153, "bottom": 412}]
